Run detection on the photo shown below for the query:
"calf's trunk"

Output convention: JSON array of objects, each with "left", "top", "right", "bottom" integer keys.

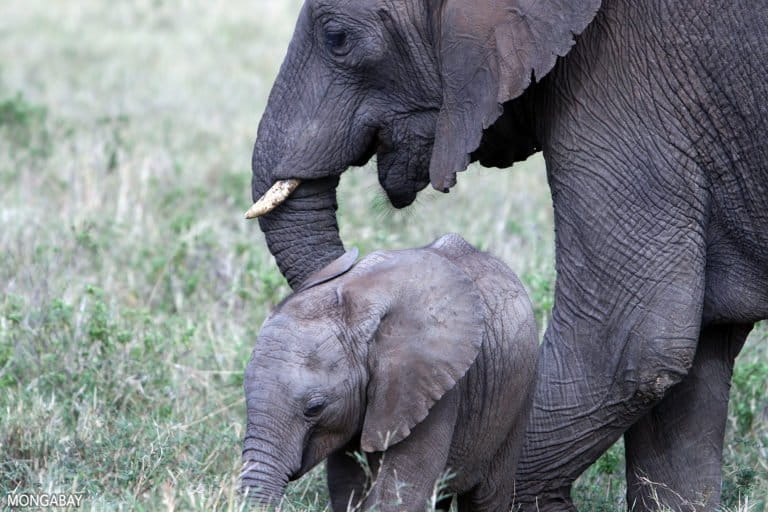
[{"left": 241, "top": 431, "right": 291, "bottom": 506}]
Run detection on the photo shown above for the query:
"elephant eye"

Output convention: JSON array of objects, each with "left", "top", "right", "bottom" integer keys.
[
  {"left": 304, "top": 397, "right": 327, "bottom": 417},
  {"left": 324, "top": 30, "right": 349, "bottom": 54}
]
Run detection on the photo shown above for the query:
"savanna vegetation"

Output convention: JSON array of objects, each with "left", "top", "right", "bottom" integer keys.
[{"left": 1, "top": 1, "right": 765, "bottom": 510}]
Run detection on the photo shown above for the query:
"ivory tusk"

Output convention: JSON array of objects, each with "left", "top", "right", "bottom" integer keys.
[{"left": 245, "top": 179, "right": 301, "bottom": 219}]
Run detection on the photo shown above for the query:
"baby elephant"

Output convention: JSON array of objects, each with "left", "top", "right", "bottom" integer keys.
[{"left": 242, "top": 234, "right": 538, "bottom": 511}]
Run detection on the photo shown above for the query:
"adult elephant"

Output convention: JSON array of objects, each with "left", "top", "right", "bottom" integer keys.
[{"left": 245, "top": 0, "right": 768, "bottom": 510}]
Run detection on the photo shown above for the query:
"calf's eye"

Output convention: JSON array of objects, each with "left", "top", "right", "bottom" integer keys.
[{"left": 305, "top": 398, "right": 327, "bottom": 417}]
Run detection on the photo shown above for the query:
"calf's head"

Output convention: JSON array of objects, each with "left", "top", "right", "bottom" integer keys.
[{"left": 241, "top": 248, "right": 485, "bottom": 504}]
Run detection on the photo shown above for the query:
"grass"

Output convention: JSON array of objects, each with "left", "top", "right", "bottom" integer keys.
[{"left": 0, "top": 0, "right": 765, "bottom": 510}]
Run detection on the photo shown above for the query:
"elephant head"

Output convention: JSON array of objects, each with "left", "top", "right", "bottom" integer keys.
[
  {"left": 240, "top": 248, "right": 485, "bottom": 504},
  {"left": 248, "top": 0, "right": 601, "bottom": 288}
]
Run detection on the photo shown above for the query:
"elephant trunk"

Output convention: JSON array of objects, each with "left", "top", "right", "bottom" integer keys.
[
  {"left": 240, "top": 428, "right": 292, "bottom": 506},
  {"left": 249, "top": 20, "right": 346, "bottom": 289},
  {"left": 254, "top": 174, "right": 345, "bottom": 290}
]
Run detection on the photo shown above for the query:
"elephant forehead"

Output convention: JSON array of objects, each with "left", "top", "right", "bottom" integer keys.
[
  {"left": 256, "top": 321, "right": 349, "bottom": 371},
  {"left": 248, "top": 344, "right": 352, "bottom": 392},
  {"left": 273, "top": 290, "right": 341, "bottom": 321},
  {"left": 260, "top": 313, "right": 342, "bottom": 344},
  {"left": 309, "top": 0, "right": 379, "bottom": 13}
]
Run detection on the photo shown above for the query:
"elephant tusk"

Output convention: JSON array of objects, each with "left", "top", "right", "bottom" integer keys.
[{"left": 245, "top": 179, "right": 302, "bottom": 219}]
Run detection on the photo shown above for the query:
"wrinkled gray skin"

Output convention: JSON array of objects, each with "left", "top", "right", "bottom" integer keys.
[
  {"left": 250, "top": 0, "right": 768, "bottom": 509},
  {"left": 241, "top": 234, "right": 538, "bottom": 511}
]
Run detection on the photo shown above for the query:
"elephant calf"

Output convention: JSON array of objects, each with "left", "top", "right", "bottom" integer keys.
[{"left": 241, "top": 234, "right": 538, "bottom": 511}]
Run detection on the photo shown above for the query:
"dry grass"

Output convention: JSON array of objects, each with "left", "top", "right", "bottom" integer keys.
[{"left": 0, "top": 1, "right": 765, "bottom": 510}]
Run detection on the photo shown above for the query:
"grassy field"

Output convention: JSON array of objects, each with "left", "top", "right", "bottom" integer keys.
[{"left": 1, "top": 1, "right": 766, "bottom": 510}]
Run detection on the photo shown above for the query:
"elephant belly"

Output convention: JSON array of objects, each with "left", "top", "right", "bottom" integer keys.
[
  {"left": 682, "top": 0, "right": 768, "bottom": 326},
  {"left": 687, "top": 0, "right": 768, "bottom": 284},
  {"left": 703, "top": 216, "right": 768, "bottom": 325}
]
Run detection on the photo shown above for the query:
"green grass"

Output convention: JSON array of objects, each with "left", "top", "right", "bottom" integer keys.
[{"left": 0, "top": 1, "right": 766, "bottom": 510}]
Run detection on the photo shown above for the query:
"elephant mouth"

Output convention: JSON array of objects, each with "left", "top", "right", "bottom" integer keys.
[
  {"left": 351, "top": 132, "right": 380, "bottom": 168},
  {"left": 385, "top": 184, "right": 419, "bottom": 208},
  {"left": 377, "top": 151, "right": 432, "bottom": 209},
  {"left": 292, "top": 450, "right": 320, "bottom": 482},
  {"left": 290, "top": 466, "right": 311, "bottom": 482}
]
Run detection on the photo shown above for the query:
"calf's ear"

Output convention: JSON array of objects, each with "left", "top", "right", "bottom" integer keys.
[
  {"left": 297, "top": 248, "right": 359, "bottom": 292},
  {"left": 342, "top": 249, "right": 485, "bottom": 453},
  {"left": 429, "top": 0, "right": 602, "bottom": 192}
]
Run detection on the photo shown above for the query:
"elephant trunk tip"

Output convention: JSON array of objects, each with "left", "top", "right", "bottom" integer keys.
[
  {"left": 239, "top": 482, "right": 286, "bottom": 510},
  {"left": 239, "top": 462, "right": 289, "bottom": 509}
]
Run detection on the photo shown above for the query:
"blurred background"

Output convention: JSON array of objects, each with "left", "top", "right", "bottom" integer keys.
[{"left": 0, "top": 1, "right": 765, "bottom": 510}]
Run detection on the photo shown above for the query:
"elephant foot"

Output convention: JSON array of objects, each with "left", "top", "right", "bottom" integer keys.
[{"left": 625, "top": 324, "right": 752, "bottom": 512}]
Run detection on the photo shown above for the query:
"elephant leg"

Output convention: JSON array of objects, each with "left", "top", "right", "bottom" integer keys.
[
  {"left": 624, "top": 323, "right": 752, "bottom": 512},
  {"left": 327, "top": 440, "right": 370, "bottom": 512},
  {"left": 514, "top": 97, "right": 711, "bottom": 506},
  {"left": 457, "top": 409, "right": 530, "bottom": 512},
  {"left": 362, "top": 390, "right": 458, "bottom": 512},
  {"left": 514, "top": 193, "right": 707, "bottom": 509}
]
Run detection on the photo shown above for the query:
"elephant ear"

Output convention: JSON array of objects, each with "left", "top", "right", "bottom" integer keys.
[
  {"left": 430, "top": 0, "right": 602, "bottom": 191},
  {"left": 344, "top": 250, "right": 485, "bottom": 453},
  {"left": 297, "top": 248, "right": 359, "bottom": 292}
]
